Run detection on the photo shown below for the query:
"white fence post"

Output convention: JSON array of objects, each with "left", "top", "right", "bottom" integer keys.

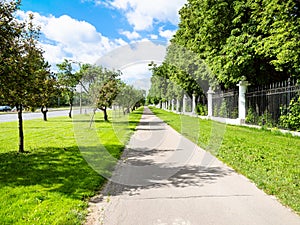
[
  {"left": 183, "top": 94, "right": 186, "bottom": 114},
  {"left": 176, "top": 98, "right": 180, "bottom": 113},
  {"left": 192, "top": 93, "right": 196, "bottom": 114},
  {"left": 237, "top": 81, "right": 249, "bottom": 123},
  {"left": 171, "top": 99, "right": 175, "bottom": 112},
  {"left": 207, "top": 87, "right": 214, "bottom": 117}
]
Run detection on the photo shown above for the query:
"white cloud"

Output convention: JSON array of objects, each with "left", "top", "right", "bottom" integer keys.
[
  {"left": 115, "top": 38, "right": 128, "bottom": 46},
  {"left": 16, "top": 11, "right": 127, "bottom": 68},
  {"left": 120, "top": 63, "right": 152, "bottom": 92},
  {"left": 105, "top": 0, "right": 187, "bottom": 31},
  {"left": 121, "top": 63, "right": 151, "bottom": 80},
  {"left": 120, "top": 30, "right": 141, "bottom": 40},
  {"left": 96, "top": 41, "right": 166, "bottom": 70},
  {"left": 150, "top": 34, "right": 158, "bottom": 40},
  {"left": 159, "top": 27, "right": 176, "bottom": 40}
]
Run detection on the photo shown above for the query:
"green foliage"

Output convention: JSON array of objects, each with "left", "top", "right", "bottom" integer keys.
[
  {"left": 245, "top": 107, "right": 258, "bottom": 124},
  {"left": 219, "top": 101, "right": 228, "bottom": 118},
  {"left": 0, "top": 11, "right": 52, "bottom": 107},
  {"left": 231, "top": 107, "right": 238, "bottom": 119},
  {"left": 280, "top": 96, "right": 300, "bottom": 131},
  {"left": 147, "top": 62, "right": 173, "bottom": 104},
  {"left": 150, "top": 107, "right": 300, "bottom": 214},
  {"left": 0, "top": 108, "right": 143, "bottom": 224},
  {"left": 147, "top": 43, "right": 213, "bottom": 105},
  {"left": 0, "top": 3, "right": 56, "bottom": 152},
  {"left": 79, "top": 64, "right": 144, "bottom": 121},
  {"left": 246, "top": 108, "right": 275, "bottom": 128},
  {"left": 258, "top": 110, "right": 275, "bottom": 128},
  {"left": 212, "top": 101, "right": 228, "bottom": 117},
  {"left": 96, "top": 79, "right": 119, "bottom": 109},
  {"left": 196, "top": 104, "right": 208, "bottom": 116},
  {"left": 172, "top": 0, "right": 300, "bottom": 87},
  {"left": 57, "top": 60, "right": 83, "bottom": 118},
  {"left": 213, "top": 106, "right": 218, "bottom": 117},
  {"left": 116, "top": 84, "right": 145, "bottom": 113},
  {"left": 82, "top": 65, "right": 121, "bottom": 121}
]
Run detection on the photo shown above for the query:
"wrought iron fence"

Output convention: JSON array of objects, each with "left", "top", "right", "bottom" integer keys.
[
  {"left": 212, "top": 88, "right": 239, "bottom": 118},
  {"left": 185, "top": 95, "right": 192, "bottom": 112},
  {"left": 246, "top": 78, "right": 300, "bottom": 124}
]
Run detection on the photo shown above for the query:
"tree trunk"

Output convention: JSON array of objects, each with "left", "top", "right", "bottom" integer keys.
[
  {"left": 69, "top": 102, "right": 73, "bottom": 118},
  {"left": 89, "top": 108, "right": 97, "bottom": 128},
  {"left": 103, "top": 107, "right": 108, "bottom": 121},
  {"left": 41, "top": 106, "right": 48, "bottom": 121},
  {"left": 18, "top": 104, "right": 24, "bottom": 153}
]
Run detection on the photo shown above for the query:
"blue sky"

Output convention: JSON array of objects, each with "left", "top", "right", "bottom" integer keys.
[{"left": 17, "top": 0, "right": 186, "bottom": 87}]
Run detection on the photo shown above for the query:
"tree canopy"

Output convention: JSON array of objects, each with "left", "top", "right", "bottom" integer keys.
[
  {"left": 172, "top": 0, "right": 300, "bottom": 87},
  {"left": 148, "top": 0, "right": 300, "bottom": 105},
  {"left": 0, "top": 1, "right": 55, "bottom": 152}
]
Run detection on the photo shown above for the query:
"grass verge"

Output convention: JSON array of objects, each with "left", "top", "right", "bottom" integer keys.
[
  {"left": 0, "top": 107, "right": 143, "bottom": 224},
  {"left": 150, "top": 107, "right": 300, "bottom": 215}
]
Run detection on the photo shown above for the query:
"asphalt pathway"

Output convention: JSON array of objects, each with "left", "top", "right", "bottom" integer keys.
[{"left": 86, "top": 107, "right": 300, "bottom": 225}]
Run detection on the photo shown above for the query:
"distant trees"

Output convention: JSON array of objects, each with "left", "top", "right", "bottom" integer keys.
[
  {"left": 33, "top": 72, "right": 59, "bottom": 121},
  {"left": 56, "top": 59, "right": 83, "bottom": 118},
  {"left": 92, "top": 69, "right": 121, "bottom": 121},
  {"left": 116, "top": 83, "right": 146, "bottom": 114},
  {"left": 75, "top": 64, "right": 144, "bottom": 121},
  {"left": 0, "top": 1, "right": 55, "bottom": 152}
]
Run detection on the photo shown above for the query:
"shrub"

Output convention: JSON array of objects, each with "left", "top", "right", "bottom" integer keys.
[
  {"left": 258, "top": 110, "right": 275, "bottom": 128},
  {"left": 196, "top": 104, "right": 208, "bottom": 116},
  {"left": 280, "top": 96, "right": 300, "bottom": 131},
  {"left": 231, "top": 107, "right": 238, "bottom": 119},
  {"left": 219, "top": 101, "right": 228, "bottom": 118}
]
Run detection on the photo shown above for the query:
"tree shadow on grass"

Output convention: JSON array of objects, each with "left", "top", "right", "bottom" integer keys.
[{"left": 0, "top": 145, "right": 124, "bottom": 200}]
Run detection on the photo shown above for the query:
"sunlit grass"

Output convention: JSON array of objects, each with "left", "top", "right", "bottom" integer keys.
[{"left": 0, "top": 107, "right": 143, "bottom": 224}]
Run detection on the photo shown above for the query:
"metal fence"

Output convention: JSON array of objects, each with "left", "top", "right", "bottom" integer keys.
[
  {"left": 185, "top": 95, "right": 192, "bottom": 112},
  {"left": 246, "top": 78, "right": 300, "bottom": 123},
  {"left": 212, "top": 88, "right": 239, "bottom": 119}
]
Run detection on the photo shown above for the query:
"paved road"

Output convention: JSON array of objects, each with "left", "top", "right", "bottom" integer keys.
[
  {"left": 0, "top": 110, "right": 80, "bottom": 122},
  {"left": 86, "top": 107, "right": 300, "bottom": 225}
]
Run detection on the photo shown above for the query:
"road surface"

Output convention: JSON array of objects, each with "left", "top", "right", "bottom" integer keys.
[
  {"left": 86, "top": 107, "right": 300, "bottom": 225},
  {"left": 0, "top": 109, "right": 80, "bottom": 123}
]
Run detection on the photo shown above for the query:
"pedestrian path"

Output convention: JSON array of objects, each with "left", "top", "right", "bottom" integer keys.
[{"left": 86, "top": 107, "right": 300, "bottom": 225}]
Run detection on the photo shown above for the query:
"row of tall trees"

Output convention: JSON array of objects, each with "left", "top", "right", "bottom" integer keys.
[
  {"left": 0, "top": 0, "right": 145, "bottom": 152},
  {"left": 148, "top": 0, "right": 300, "bottom": 104}
]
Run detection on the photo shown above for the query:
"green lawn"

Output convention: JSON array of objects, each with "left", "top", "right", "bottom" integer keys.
[
  {"left": 150, "top": 107, "right": 300, "bottom": 215},
  {"left": 0, "top": 108, "right": 143, "bottom": 224}
]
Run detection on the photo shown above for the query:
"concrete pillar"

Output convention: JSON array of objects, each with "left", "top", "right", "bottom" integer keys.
[
  {"left": 183, "top": 94, "right": 187, "bottom": 114},
  {"left": 176, "top": 98, "right": 180, "bottom": 113},
  {"left": 192, "top": 93, "right": 196, "bottom": 114},
  {"left": 171, "top": 99, "right": 175, "bottom": 112},
  {"left": 237, "top": 81, "right": 249, "bottom": 123},
  {"left": 207, "top": 87, "right": 215, "bottom": 117}
]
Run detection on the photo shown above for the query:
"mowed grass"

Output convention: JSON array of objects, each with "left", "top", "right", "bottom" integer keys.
[
  {"left": 0, "top": 108, "right": 143, "bottom": 224},
  {"left": 150, "top": 107, "right": 300, "bottom": 214}
]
